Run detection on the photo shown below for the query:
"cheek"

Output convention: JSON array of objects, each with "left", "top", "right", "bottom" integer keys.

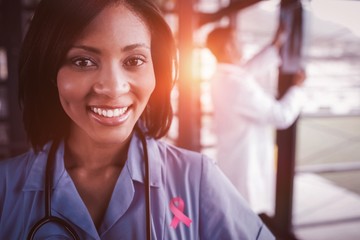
[
  {"left": 144, "top": 72, "right": 156, "bottom": 100},
  {"left": 138, "top": 67, "right": 156, "bottom": 100},
  {"left": 148, "top": 75, "right": 156, "bottom": 95},
  {"left": 56, "top": 69, "right": 88, "bottom": 106}
]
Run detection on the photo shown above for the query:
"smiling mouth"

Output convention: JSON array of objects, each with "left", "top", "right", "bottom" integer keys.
[{"left": 90, "top": 106, "right": 129, "bottom": 118}]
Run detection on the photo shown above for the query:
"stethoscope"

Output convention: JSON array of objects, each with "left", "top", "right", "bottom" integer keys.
[{"left": 27, "top": 125, "right": 152, "bottom": 240}]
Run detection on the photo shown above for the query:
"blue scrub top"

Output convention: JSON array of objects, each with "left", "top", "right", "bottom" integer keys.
[{"left": 0, "top": 132, "right": 274, "bottom": 239}]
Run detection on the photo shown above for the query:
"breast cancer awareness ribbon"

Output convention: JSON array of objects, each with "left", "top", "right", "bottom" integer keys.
[{"left": 169, "top": 197, "right": 192, "bottom": 229}]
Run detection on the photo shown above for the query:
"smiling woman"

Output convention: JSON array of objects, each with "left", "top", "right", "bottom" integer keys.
[
  {"left": 57, "top": 5, "right": 155, "bottom": 147},
  {"left": 0, "top": 0, "right": 274, "bottom": 239}
]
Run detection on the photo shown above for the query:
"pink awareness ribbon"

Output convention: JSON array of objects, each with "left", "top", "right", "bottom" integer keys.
[{"left": 169, "top": 197, "right": 192, "bottom": 229}]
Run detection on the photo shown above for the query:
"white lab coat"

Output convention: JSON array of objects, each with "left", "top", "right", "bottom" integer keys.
[{"left": 211, "top": 46, "right": 305, "bottom": 215}]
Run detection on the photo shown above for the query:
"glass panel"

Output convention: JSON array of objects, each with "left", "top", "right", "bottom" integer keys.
[{"left": 302, "top": 0, "right": 360, "bottom": 116}]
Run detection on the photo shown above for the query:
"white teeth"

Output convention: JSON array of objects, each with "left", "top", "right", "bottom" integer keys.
[
  {"left": 107, "top": 109, "right": 114, "bottom": 117},
  {"left": 91, "top": 107, "right": 128, "bottom": 118}
]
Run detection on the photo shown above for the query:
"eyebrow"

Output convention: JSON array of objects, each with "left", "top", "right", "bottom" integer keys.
[
  {"left": 122, "top": 43, "right": 151, "bottom": 52},
  {"left": 70, "top": 43, "right": 151, "bottom": 53}
]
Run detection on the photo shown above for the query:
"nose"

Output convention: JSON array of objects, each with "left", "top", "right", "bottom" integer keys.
[{"left": 93, "top": 64, "right": 130, "bottom": 97}]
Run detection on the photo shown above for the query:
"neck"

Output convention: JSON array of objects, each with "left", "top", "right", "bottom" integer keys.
[{"left": 64, "top": 135, "right": 131, "bottom": 171}]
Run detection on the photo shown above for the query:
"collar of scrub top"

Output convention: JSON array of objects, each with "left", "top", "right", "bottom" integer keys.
[
  {"left": 21, "top": 130, "right": 162, "bottom": 236},
  {"left": 127, "top": 130, "right": 162, "bottom": 188},
  {"left": 22, "top": 131, "right": 162, "bottom": 190}
]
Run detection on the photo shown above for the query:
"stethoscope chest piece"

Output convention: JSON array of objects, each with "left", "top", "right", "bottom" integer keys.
[{"left": 27, "top": 140, "right": 80, "bottom": 240}]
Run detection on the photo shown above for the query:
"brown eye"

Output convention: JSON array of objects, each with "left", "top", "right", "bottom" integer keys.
[
  {"left": 124, "top": 56, "right": 146, "bottom": 67},
  {"left": 72, "top": 57, "right": 96, "bottom": 68}
]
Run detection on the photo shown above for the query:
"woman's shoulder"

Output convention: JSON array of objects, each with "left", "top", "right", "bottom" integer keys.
[
  {"left": 155, "top": 139, "right": 206, "bottom": 161},
  {"left": 152, "top": 139, "right": 217, "bottom": 172},
  {"left": 0, "top": 149, "right": 38, "bottom": 180},
  {"left": 0, "top": 149, "right": 32, "bottom": 164}
]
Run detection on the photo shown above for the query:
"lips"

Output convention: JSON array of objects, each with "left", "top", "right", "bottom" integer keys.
[{"left": 90, "top": 106, "right": 129, "bottom": 118}]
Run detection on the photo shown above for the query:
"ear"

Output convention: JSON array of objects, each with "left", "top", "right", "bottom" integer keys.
[
  {"left": 226, "top": 39, "right": 243, "bottom": 63},
  {"left": 223, "top": 41, "right": 237, "bottom": 63},
  {"left": 224, "top": 42, "right": 233, "bottom": 58}
]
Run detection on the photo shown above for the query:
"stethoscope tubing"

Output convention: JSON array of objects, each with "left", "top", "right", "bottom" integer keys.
[
  {"left": 136, "top": 126, "right": 152, "bottom": 240},
  {"left": 27, "top": 216, "right": 80, "bottom": 240},
  {"left": 27, "top": 126, "right": 151, "bottom": 240},
  {"left": 27, "top": 138, "right": 80, "bottom": 240}
]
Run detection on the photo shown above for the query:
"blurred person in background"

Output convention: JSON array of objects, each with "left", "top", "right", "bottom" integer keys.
[{"left": 206, "top": 24, "right": 306, "bottom": 215}]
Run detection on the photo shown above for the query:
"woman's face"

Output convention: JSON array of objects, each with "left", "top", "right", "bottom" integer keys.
[{"left": 57, "top": 4, "right": 155, "bottom": 145}]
